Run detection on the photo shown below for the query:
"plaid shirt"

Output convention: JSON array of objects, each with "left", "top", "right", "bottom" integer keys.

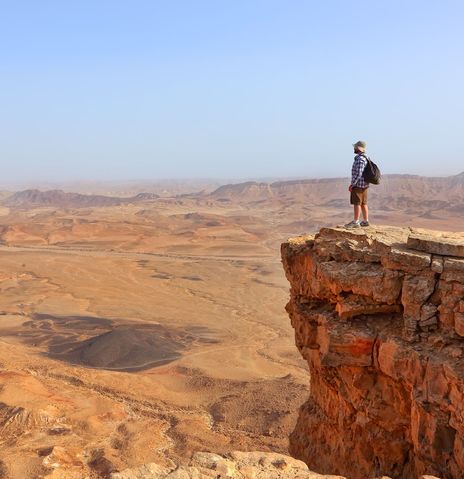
[{"left": 351, "top": 154, "right": 369, "bottom": 188}]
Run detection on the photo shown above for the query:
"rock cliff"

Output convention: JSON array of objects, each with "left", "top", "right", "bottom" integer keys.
[{"left": 281, "top": 226, "right": 464, "bottom": 479}]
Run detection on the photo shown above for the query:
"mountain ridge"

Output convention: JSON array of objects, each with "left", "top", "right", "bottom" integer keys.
[{"left": 2, "top": 189, "right": 160, "bottom": 208}]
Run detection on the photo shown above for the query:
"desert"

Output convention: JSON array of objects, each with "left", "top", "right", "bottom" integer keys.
[
  {"left": 0, "top": 173, "right": 463, "bottom": 478},
  {"left": 3, "top": 1, "right": 463, "bottom": 476}
]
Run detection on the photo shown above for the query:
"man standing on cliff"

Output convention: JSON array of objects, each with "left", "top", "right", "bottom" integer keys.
[{"left": 345, "top": 140, "right": 370, "bottom": 228}]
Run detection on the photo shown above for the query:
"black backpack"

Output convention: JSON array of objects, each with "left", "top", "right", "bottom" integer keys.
[{"left": 361, "top": 155, "right": 381, "bottom": 185}]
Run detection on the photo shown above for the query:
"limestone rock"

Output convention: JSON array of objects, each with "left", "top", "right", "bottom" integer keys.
[
  {"left": 282, "top": 226, "right": 464, "bottom": 479},
  {"left": 110, "top": 451, "right": 347, "bottom": 478},
  {"left": 110, "top": 462, "right": 171, "bottom": 479},
  {"left": 408, "top": 229, "right": 464, "bottom": 258}
]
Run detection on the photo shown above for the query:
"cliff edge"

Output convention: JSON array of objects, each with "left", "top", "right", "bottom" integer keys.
[{"left": 281, "top": 226, "right": 464, "bottom": 479}]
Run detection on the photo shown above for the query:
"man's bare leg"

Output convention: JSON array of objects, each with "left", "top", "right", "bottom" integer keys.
[
  {"left": 361, "top": 205, "right": 369, "bottom": 221},
  {"left": 353, "top": 205, "right": 361, "bottom": 221}
]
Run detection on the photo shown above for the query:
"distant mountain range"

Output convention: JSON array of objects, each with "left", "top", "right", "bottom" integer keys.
[
  {"left": 2, "top": 189, "right": 159, "bottom": 208},
  {"left": 2, "top": 172, "right": 464, "bottom": 213},
  {"left": 205, "top": 172, "right": 464, "bottom": 212}
]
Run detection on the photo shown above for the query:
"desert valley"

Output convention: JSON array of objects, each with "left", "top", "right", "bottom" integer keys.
[{"left": 0, "top": 172, "right": 463, "bottom": 478}]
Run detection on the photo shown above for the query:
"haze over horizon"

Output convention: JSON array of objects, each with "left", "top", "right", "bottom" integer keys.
[{"left": 1, "top": 0, "right": 463, "bottom": 182}]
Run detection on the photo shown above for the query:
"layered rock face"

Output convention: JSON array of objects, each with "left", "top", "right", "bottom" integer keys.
[{"left": 282, "top": 227, "right": 464, "bottom": 479}]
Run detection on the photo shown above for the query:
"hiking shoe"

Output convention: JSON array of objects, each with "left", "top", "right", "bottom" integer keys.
[
  {"left": 360, "top": 220, "right": 370, "bottom": 227},
  {"left": 344, "top": 221, "right": 361, "bottom": 229}
]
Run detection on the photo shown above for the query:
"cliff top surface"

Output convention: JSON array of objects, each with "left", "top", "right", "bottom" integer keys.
[{"left": 286, "top": 225, "right": 464, "bottom": 258}]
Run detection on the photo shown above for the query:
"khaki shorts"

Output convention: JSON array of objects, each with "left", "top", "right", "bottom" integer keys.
[{"left": 350, "top": 187, "right": 368, "bottom": 205}]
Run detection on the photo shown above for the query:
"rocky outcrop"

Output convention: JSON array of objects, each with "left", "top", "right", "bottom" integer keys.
[
  {"left": 110, "top": 451, "right": 346, "bottom": 478},
  {"left": 282, "top": 226, "right": 464, "bottom": 479},
  {"left": 106, "top": 451, "right": 440, "bottom": 479}
]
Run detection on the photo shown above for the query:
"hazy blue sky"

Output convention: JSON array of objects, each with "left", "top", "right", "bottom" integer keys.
[{"left": 1, "top": 0, "right": 463, "bottom": 181}]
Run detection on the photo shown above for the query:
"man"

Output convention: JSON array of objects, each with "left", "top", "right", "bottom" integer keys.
[{"left": 345, "top": 140, "right": 370, "bottom": 228}]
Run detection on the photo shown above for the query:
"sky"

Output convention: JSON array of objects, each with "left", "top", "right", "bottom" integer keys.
[{"left": 1, "top": 0, "right": 463, "bottom": 182}]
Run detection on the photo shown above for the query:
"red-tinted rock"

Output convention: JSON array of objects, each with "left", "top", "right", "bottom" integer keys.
[{"left": 282, "top": 226, "right": 464, "bottom": 479}]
